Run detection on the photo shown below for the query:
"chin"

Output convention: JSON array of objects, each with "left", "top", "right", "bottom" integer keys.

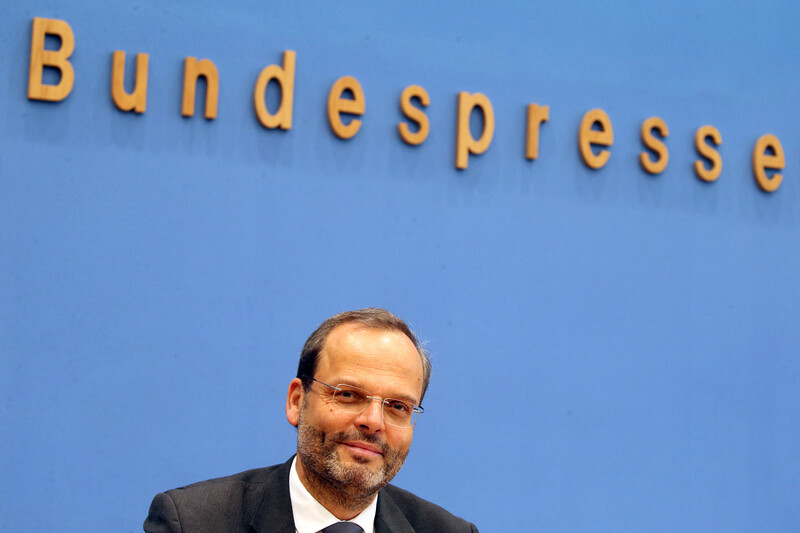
[
  {"left": 332, "top": 456, "right": 389, "bottom": 491},
  {"left": 339, "top": 455, "right": 384, "bottom": 479}
]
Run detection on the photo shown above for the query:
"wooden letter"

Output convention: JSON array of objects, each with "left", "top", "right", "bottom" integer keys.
[
  {"left": 111, "top": 51, "right": 149, "bottom": 113},
  {"left": 639, "top": 117, "right": 669, "bottom": 174},
  {"left": 455, "top": 91, "right": 495, "bottom": 169},
  {"left": 327, "top": 76, "right": 365, "bottom": 139},
  {"left": 525, "top": 103, "right": 549, "bottom": 160},
  {"left": 578, "top": 109, "right": 613, "bottom": 169},
  {"left": 694, "top": 125, "right": 722, "bottom": 182},
  {"left": 398, "top": 85, "right": 430, "bottom": 145},
  {"left": 28, "top": 17, "right": 75, "bottom": 102},
  {"left": 182, "top": 57, "right": 219, "bottom": 119},
  {"left": 752, "top": 134, "right": 784, "bottom": 192},
  {"left": 253, "top": 50, "right": 296, "bottom": 130}
]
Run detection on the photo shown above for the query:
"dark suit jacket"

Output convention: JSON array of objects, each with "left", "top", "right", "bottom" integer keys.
[{"left": 144, "top": 458, "right": 478, "bottom": 532}]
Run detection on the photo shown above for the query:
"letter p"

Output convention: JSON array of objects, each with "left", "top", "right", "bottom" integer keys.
[{"left": 455, "top": 91, "right": 495, "bottom": 169}]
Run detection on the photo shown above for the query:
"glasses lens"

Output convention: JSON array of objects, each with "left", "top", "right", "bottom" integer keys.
[
  {"left": 333, "top": 385, "right": 419, "bottom": 427},
  {"left": 383, "top": 399, "right": 415, "bottom": 427},
  {"left": 333, "top": 385, "right": 369, "bottom": 411}
]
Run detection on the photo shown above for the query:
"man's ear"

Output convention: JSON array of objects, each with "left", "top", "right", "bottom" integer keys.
[{"left": 286, "top": 377, "right": 304, "bottom": 426}]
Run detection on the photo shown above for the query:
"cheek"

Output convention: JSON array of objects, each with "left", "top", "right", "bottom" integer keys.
[
  {"left": 387, "top": 430, "right": 413, "bottom": 452},
  {"left": 319, "top": 398, "right": 345, "bottom": 418},
  {"left": 309, "top": 404, "right": 351, "bottom": 430}
]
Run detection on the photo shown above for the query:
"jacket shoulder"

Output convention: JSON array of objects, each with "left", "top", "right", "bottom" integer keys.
[
  {"left": 144, "top": 463, "right": 288, "bottom": 533},
  {"left": 380, "top": 484, "right": 478, "bottom": 532},
  {"left": 170, "top": 464, "right": 282, "bottom": 493}
]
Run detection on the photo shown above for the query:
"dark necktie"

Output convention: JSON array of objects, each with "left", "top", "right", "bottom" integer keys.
[{"left": 322, "top": 522, "right": 363, "bottom": 533}]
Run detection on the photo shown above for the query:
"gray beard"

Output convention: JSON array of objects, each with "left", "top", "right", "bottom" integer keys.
[{"left": 296, "top": 404, "right": 409, "bottom": 509}]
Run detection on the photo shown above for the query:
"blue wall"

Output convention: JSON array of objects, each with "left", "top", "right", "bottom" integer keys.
[{"left": 2, "top": 2, "right": 799, "bottom": 531}]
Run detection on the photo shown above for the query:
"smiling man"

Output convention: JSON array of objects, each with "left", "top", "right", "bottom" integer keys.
[{"left": 144, "top": 308, "right": 478, "bottom": 533}]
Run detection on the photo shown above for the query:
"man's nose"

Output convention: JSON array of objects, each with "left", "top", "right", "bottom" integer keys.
[{"left": 354, "top": 398, "right": 385, "bottom": 433}]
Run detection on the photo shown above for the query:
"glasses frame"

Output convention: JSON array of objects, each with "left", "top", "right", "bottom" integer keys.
[{"left": 302, "top": 375, "right": 424, "bottom": 428}]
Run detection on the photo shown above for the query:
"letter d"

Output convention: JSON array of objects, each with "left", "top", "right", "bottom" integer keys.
[{"left": 253, "top": 50, "right": 296, "bottom": 130}]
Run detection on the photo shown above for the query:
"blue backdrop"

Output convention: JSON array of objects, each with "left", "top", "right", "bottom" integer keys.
[{"left": 2, "top": 1, "right": 799, "bottom": 531}]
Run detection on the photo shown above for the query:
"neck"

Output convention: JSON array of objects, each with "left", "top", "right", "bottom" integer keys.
[{"left": 295, "top": 455, "right": 377, "bottom": 520}]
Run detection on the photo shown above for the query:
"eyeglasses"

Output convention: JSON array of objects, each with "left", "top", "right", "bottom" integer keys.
[{"left": 303, "top": 376, "right": 424, "bottom": 428}]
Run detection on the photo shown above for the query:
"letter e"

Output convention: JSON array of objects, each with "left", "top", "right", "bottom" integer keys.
[
  {"left": 327, "top": 76, "right": 365, "bottom": 139},
  {"left": 752, "top": 134, "right": 784, "bottom": 192},
  {"left": 578, "top": 109, "right": 613, "bottom": 169}
]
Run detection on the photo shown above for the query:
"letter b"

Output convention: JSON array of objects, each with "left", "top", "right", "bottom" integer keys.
[{"left": 28, "top": 17, "right": 75, "bottom": 102}]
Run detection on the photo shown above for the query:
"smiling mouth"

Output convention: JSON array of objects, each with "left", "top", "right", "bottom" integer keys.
[{"left": 340, "top": 441, "right": 384, "bottom": 458}]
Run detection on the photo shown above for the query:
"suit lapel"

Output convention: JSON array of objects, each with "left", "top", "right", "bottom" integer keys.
[
  {"left": 249, "top": 458, "right": 297, "bottom": 533},
  {"left": 375, "top": 490, "right": 415, "bottom": 533}
]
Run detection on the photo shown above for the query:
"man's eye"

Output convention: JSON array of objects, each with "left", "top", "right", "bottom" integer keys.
[
  {"left": 386, "top": 400, "right": 411, "bottom": 413},
  {"left": 337, "top": 390, "right": 362, "bottom": 402}
]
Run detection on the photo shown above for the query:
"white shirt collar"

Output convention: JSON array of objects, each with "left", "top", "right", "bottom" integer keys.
[{"left": 289, "top": 456, "right": 377, "bottom": 533}]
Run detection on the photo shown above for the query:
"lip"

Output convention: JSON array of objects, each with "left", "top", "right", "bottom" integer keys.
[{"left": 340, "top": 441, "right": 384, "bottom": 458}]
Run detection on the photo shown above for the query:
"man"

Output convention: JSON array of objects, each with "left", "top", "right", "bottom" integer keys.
[{"left": 144, "top": 308, "right": 478, "bottom": 532}]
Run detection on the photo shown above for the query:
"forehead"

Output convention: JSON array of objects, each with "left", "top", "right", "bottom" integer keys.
[{"left": 316, "top": 323, "right": 424, "bottom": 400}]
